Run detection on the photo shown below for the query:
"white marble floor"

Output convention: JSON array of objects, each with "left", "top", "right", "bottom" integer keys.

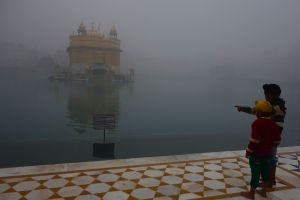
[{"left": 0, "top": 146, "right": 299, "bottom": 200}]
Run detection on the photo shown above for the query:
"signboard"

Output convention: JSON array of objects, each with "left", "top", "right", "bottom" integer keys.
[{"left": 93, "top": 114, "right": 115, "bottom": 130}]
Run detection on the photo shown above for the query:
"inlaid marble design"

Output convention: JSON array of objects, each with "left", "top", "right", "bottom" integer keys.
[
  {"left": 278, "top": 152, "right": 300, "bottom": 177},
  {"left": 0, "top": 156, "right": 293, "bottom": 200}
]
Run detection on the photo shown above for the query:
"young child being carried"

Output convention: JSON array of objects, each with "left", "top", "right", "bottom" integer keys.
[{"left": 241, "top": 100, "right": 281, "bottom": 199}]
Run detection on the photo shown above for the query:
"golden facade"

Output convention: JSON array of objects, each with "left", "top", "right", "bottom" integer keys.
[{"left": 67, "top": 21, "right": 121, "bottom": 73}]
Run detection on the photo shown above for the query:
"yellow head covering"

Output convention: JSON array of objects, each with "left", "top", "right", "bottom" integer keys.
[{"left": 255, "top": 99, "right": 273, "bottom": 113}]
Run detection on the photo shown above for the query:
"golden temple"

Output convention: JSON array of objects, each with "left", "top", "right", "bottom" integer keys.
[{"left": 67, "top": 21, "right": 121, "bottom": 78}]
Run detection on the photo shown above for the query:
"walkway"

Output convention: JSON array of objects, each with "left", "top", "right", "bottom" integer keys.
[{"left": 0, "top": 146, "right": 300, "bottom": 199}]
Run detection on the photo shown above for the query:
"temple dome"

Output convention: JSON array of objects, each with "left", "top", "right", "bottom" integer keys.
[
  {"left": 78, "top": 21, "right": 87, "bottom": 35},
  {"left": 109, "top": 25, "right": 117, "bottom": 37},
  {"left": 88, "top": 23, "right": 98, "bottom": 36}
]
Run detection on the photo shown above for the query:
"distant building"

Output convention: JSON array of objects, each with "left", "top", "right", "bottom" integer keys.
[{"left": 67, "top": 21, "right": 121, "bottom": 77}]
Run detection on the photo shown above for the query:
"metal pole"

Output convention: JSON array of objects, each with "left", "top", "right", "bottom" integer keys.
[{"left": 103, "top": 129, "right": 106, "bottom": 144}]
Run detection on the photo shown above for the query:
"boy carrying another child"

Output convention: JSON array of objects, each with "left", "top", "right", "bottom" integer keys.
[{"left": 241, "top": 100, "right": 281, "bottom": 199}]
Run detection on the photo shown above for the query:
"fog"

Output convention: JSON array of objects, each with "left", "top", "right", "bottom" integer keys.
[
  {"left": 1, "top": 0, "right": 300, "bottom": 166},
  {"left": 1, "top": 0, "right": 300, "bottom": 76}
]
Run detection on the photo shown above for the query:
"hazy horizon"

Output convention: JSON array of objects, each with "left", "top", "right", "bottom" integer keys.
[{"left": 1, "top": 0, "right": 300, "bottom": 60}]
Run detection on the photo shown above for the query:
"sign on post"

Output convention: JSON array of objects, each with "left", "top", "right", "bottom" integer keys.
[
  {"left": 93, "top": 114, "right": 115, "bottom": 130},
  {"left": 93, "top": 114, "right": 116, "bottom": 158}
]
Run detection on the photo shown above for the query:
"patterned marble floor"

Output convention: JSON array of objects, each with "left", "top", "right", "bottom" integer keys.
[
  {"left": 0, "top": 147, "right": 299, "bottom": 200},
  {"left": 278, "top": 152, "right": 300, "bottom": 177}
]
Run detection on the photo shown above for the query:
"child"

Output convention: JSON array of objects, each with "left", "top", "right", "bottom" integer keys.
[
  {"left": 235, "top": 83, "right": 286, "bottom": 186},
  {"left": 241, "top": 100, "right": 281, "bottom": 199}
]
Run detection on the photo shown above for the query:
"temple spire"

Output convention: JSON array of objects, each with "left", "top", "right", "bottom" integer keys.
[
  {"left": 97, "top": 23, "right": 101, "bottom": 32},
  {"left": 109, "top": 25, "right": 117, "bottom": 38},
  {"left": 77, "top": 20, "right": 87, "bottom": 35}
]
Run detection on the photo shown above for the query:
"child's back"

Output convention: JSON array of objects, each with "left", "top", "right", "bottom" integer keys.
[{"left": 250, "top": 118, "right": 281, "bottom": 157}]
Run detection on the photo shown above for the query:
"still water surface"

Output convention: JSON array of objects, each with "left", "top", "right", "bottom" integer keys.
[{"left": 0, "top": 68, "right": 299, "bottom": 167}]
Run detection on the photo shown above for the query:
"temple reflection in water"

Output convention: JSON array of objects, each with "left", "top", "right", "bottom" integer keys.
[
  {"left": 66, "top": 81, "right": 121, "bottom": 158},
  {"left": 67, "top": 82, "right": 120, "bottom": 133}
]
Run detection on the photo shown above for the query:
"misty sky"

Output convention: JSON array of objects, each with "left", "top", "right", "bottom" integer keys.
[{"left": 1, "top": 0, "right": 300, "bottom": 61}]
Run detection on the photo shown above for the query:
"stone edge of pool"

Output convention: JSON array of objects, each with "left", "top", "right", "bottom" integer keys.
[{"left": 1, "top": 146, "right": 300, "bottom": 178}]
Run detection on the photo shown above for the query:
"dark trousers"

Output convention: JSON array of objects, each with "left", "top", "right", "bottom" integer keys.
[{"left": 249, "top": 155, "right": 271, "bottom": 189}]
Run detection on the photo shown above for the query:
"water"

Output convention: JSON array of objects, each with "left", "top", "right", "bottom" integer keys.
[{"left": 0, "top": 68, "right": 299, "bottom": 167}]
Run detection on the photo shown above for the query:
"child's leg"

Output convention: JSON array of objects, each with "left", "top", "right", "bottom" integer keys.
[
  {"left": 241, "top": 156, "right": 261, "bottom": 199},
  {"left": 258, "top": 152, "right": 275, "bottom": 188},
  {"left": 249, "top": 156, "right": 261, "bottom": 189},
  {"left": 257, "top": 157, "right": 271, "bottom": 197},
  {"left": 261, "top": 157, "right": 271, "bottom": 183},
  {"left": 270, "top": 147, "right": 278, "bottom": 186}
]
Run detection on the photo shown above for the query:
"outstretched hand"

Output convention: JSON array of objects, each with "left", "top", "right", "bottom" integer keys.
[{"left": 234, "top": 105, "right": 243, "bottom": 112}]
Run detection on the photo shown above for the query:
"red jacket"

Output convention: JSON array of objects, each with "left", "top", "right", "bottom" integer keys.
[{"left": 246, "top": 117, "right": 281, "bottom": 157}]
